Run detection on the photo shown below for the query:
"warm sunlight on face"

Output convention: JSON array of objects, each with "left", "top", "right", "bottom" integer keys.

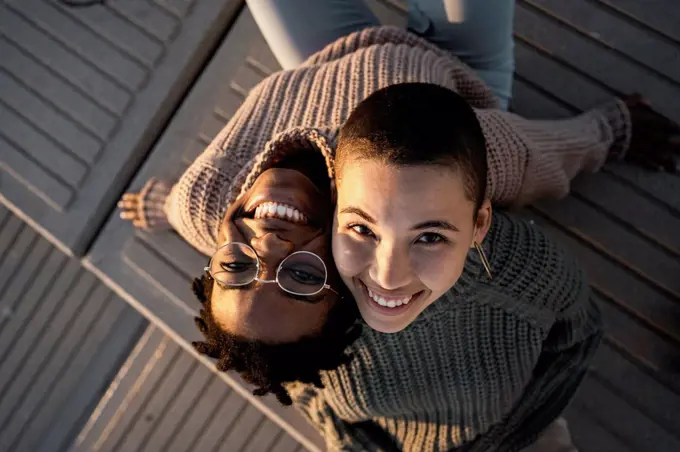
[{"left": 333, "top": 160, "right": 491, "bottom": 333}]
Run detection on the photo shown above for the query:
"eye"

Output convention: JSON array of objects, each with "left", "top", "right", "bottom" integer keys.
[
  {"left": 348, "top": 224, "right": 376, "bottom": 238},
  {"left": 416, "top": 233, "right": 447, "bottom": 245},
  {"left": 220, "top": 261, "right": 255, "bottom": 273}
]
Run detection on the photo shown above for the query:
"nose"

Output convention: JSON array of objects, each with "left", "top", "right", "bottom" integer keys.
[
  {"left": 368, "top": 243, "right": 413, "bottom": 290},
  {"left": 250, "top": 232, "right": 294, "bottom": 265}
]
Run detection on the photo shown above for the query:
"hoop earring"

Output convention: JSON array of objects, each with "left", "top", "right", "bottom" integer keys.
[{"left": 474, "top": 242, "right": 492, "bottom": 280}]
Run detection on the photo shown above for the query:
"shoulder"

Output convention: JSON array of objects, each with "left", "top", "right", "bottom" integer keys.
[{"left": 482, "top": 210, "right": 590, "bottom": 314}]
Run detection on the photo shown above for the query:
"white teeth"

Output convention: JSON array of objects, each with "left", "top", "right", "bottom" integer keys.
[
  {"left": 252, "top": 202, "right": 307, "bottom": 224},
  {"left": 367, "top": 288, "right": 413, "bottom": 309}
]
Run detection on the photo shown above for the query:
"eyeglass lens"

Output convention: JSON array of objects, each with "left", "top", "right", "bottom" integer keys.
[{"left": 211, "top": 244, "right": 327, "bottom": 295}]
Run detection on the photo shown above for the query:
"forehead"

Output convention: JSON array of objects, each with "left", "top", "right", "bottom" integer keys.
[{"left": 337, "top": 161, "right": 473, "bottom": 218}]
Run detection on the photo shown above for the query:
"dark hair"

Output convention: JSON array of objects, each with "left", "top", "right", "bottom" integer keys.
[
  {"left": 191, "top": 273, "right": 361, "bottom": 405},
  {"left": 337, "top": 83, "right": 488, "bottom": 211}
]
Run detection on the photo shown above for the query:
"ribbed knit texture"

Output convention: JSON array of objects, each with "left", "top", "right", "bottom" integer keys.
[
  {"left": 288, "top": 211, "right": 602, "bottom": 451},
  {"left": 138, "top": 26, "right": 630, "bottom": 257}
]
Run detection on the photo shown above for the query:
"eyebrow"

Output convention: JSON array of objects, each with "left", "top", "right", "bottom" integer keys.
[
  {"left": 222, "top": 282, "right": 327, "bottom": 304},
  {"left": 411, "top": 220, "right": 459, "bottom": 232},
  {"left": 340, "top": 206, "right": 459, "bottom": 232}
]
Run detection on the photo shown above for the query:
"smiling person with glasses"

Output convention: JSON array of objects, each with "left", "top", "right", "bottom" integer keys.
[{"left": 119, "top": 1, "right": 680, "bottom": 450}]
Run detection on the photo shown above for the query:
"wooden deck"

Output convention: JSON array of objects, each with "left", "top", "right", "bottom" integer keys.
[{"left": 1, "top": 0, "right": 679, "bottom": 451}]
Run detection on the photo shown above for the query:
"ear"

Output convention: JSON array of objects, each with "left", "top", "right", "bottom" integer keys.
[{"left": 471, "top": 199, "right": 492, "bottom": 246}]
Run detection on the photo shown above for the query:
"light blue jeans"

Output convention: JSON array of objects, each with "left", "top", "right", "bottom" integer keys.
[{"left": 247, "top": 0, "right": 515, "bottom": 109}]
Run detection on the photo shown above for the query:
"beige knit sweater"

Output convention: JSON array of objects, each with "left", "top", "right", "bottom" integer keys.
[{"left": 139, "top": 26, "right": 630, "bottom": 259}]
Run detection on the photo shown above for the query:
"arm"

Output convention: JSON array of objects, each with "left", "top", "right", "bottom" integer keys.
[
  {"left": 118, "top": 166, "right": 227, "bottom": 257},
  {"left": 500, "top": 296, "right": 602, "bottom": 451},
  {"left": 290, "top": 384, "right": 400, "bottom": 452},
  {"left": 467, "top": 266, "right": 603, "bottom": 452},
  {"left": 476, "top": 99, "right": 631, "bottom": 207}
]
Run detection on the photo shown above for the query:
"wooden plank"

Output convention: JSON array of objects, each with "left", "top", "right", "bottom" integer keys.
[
  {"left": 124, "top": 235, "right": 200, "bottom": 315},
  {"left": 0, "top": 103, "right": 88, "bottom": 188},
  {"left": 531, "top": 0, "right": 680, "bottom": 83},
  {"left": 564, "top": 403, "right": 636, "bottom": 452},
  {"left": 115, "top": 348, "right": 198, "bottom": 452},
  {"left": 36, "top": 305, "right": 146, "bottom": 452},
  {"left": 515, "top": 1, "right": 680, "bottom": 120},
  {"left": 569, "top": 173, "right": 680, "bottom": 255},
  {"left": 154, "top": 0, "right": 195, "bottom": 18},
  {"left": 5, "top": 0, "right": 146, "bottom": 90},
  {"left": 534, "top": 196, "right": 680, "bottom": 298},
  {"left": 0, "top": 69, "right": 102, "bottom": 165},
  {"left": 271, "top": 433, "right": 306, "bottom": 452},
  {"left": 0, "top": 134, "right": 74, "bottom": 210},
  {"left": 241, "top": 421, "right": 284, "bottom": 452},
  {"left": 96, "top": 341, "right": 183, "bottom": 452},
  {"left": 510, "top": 77, "right": 574, "bottom": 119},
  {"left": 522, "top": 211, "right": 680, "bottom": 378},
  {"left": 51, "top": 0, "right": 166, "bottom": 67},
  {"left": 591, "top": 342, "right": 680, "bottom": 435},
  {"left": 0, "top": 276, "right": 102, "bottom": 448},
  {"left": 140, "top": 360, "right": 214, "bottom": 451},
  {"left": 0, "top": 0, "right": 243, "bottom": 256},
  {"left": 0, "top": 8, "right": 131, "bottom": 115},
  {"left": 5, "top": 290, "right": 137, "bottom": 451},
  {"left": 577, "top": 0, "right": 680, "bottom": 44},
  {"left": 0, "top": 237, "right": 52, "bottom": 327},
  {"left": 0, "top": 37, "right": 118, "bottom": 140},
  {"left": 179, "top": 383, "right": 248, "bottom": 452},
  {"left": 162, "top": 376, "right": 232, "bottom": 452},
  {"left": 72, "top": 326, "right": 170, "bottom": 452},
  {"left": 217, "top": 404, "right": 266, "bottom": 452},
  {"left": 0, "top": 215, "right": 27, "bottom": 272},
  {"left": 0, "top": 247, "right": 66, "bottom": 357},
  {"left": 575, "top": 374, "right": 680, "bottom": 450},
  {"left": 108, "top": 0, "right": 180, "bottom": 43},
  {"left": 0, "top": 259, "right": 82, "bottom": 372}
]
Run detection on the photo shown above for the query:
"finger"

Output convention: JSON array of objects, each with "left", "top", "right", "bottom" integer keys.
[
  {"left": 133, "top": 219, "right": 147, "bottom": 229},
  {"left": 117, "top": 200, "right": 139, "bottom": 210},
  {"left": 120, "top": 211, "right": 137, "bottom": 220},
  {"left": 121, "top": 193, "right": 140, "bottom": 202}
]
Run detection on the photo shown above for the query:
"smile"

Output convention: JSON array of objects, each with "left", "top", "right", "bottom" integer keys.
[
  {"left": 367, "top": 288, "right": 412, "bottom": 308},
  {"left": 253, "top": 201, "right": 308, "bottom": 225}
]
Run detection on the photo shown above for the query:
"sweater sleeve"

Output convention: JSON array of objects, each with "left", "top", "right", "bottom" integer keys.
[
  {"left": 132, "top": 153, "right": 232, "bottom": 258},
  {"left": 468, "top": 267, "right": 603, "bottom": 452},
  {"left": 290, "top": 385, "right": 400, "bottom": 452},
  {"left": 498, "top": 297, "right": 603, "bottom": 452},
  {"left": 477, "top": 99, "right": 631, "bottom": 207}
]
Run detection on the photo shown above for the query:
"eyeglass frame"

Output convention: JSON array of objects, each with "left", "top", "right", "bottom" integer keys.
[{"left": 204, "top": 242, "right": 340, "bottom": 297}]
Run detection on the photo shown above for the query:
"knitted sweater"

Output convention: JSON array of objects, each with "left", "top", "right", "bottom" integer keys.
[
  {"left": 288, "top": 210, "right": 602, "bottom": 451},
  {"left": 138, "top": 26, "right": 630, "bottom": 258},
  {"left": 137, "top": 27, "right": 616, "bottom": 451}
]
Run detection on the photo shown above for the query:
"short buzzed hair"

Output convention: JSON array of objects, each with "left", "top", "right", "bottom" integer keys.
[{"left": 336, "top": 83, "right": 488, "bottom": 211}]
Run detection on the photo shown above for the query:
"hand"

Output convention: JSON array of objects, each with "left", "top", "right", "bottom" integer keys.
[
  {"left": 624, "top": 94, "right": 680, "bottom": 172},
  {"left": 118, "top": 192, "right": 147, "bottom": 228}
]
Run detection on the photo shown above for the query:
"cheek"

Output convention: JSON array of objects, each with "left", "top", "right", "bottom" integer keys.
[
  {"left": 332, "top": 232, "right": 373, "bottom": 278},
  {"left": 413, "top": 247, "right": 469, "bottom": 291}
]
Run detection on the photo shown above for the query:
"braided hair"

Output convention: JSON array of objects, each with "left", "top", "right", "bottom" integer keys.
[{"left": 191, "top": 273, "right": 362, "bottom": 405}]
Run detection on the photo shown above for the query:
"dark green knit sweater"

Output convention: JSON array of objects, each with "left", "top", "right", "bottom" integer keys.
[{"left": 289, "top": 211, "right": 602, "bottom": 451}]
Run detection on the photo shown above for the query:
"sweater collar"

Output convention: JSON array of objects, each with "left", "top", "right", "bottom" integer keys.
[{"left": 228, "top": 127, "right": 338, "bottom": 206}]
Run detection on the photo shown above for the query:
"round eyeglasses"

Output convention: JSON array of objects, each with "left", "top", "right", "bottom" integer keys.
[{"left": 204, "top": 242, "right": 339, "bottom": 297}]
